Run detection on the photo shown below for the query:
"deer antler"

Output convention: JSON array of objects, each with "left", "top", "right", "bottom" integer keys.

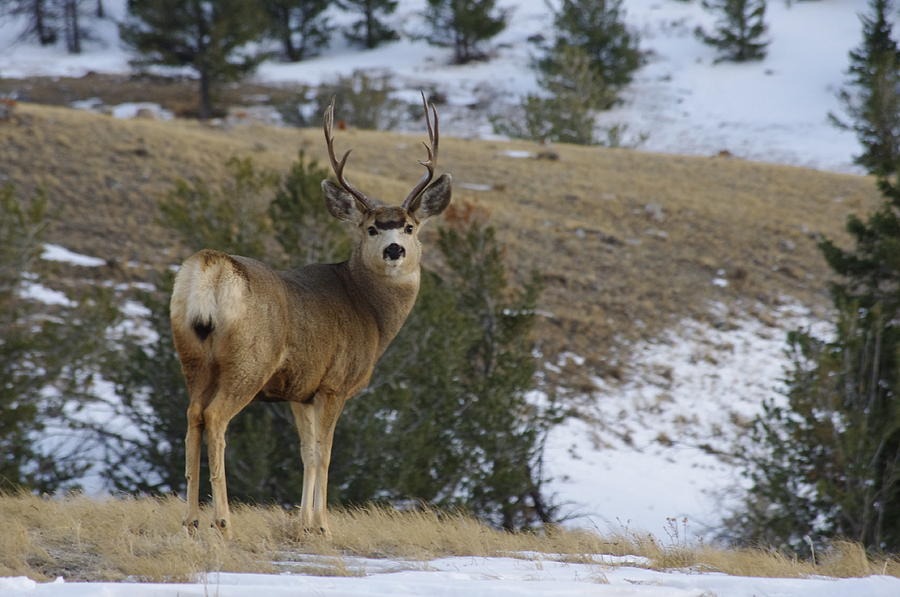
[
  {"left": 323, "top": 98, "right": 376, "bottom": 212},
  {"left": 402, "top": 92, "right": 440, "bottom": 211}
]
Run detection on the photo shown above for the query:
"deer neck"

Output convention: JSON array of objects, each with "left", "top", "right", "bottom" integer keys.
[{"left": 344, "top": 254, "right": 420, "bottom": 355}]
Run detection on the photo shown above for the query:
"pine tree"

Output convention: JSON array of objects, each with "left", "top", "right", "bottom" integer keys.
[
  {"left": 120, "top": 0, "right": 267, "bottom": 118},
  {"left": 539, "top": 0, "right": 642, "bottom": 100},
  {"left": 696, "top": 0, "right": 769, "bottom": 63},
  {"left": 732, "top": 175, "right": 900, "bottom": 552},
  {"left": 0, "top": 185, "right": 117, "bottom": 492},
  {"left": 339, "top": 0, "right": 398, "bottom": 49},
  {"left": 829, "top": 0, "right": 900, "bottom": 177},
  {"left": 422, "top": 0, "right": 507, "bottom": 64},
  {"left": 264, "top": 0, "right": 332, "bottom": 61}
]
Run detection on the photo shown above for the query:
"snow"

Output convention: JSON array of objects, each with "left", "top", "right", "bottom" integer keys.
[
  {"left": 545, "top": 304, "right": 829, "bottom": 541},
  {"left": 41, "top": 244, "right": 106, "bottom": 267},
  {"left": 0, "top": 0, "right": 885, "bottom": 172},
  {"left": 2, "top": 556, "right": 899, "bottom": 596},
  {"left": 18, "top": 281, "right": 74, "bottom": 306}
]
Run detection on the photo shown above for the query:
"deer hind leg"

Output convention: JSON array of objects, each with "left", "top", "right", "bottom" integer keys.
[
  {"left": 290, "top": 394, "right": 345, "bottom": 537},
  {"left": 183, "top": 399, "right": 205, "bottom": 533},
  {"left": 203, "top": 389, "right": 257, "bottom": 539}
]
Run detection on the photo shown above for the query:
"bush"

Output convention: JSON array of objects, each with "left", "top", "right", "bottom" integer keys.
[{"left": 278, "top": 73, "right": 411, "bottom": 131}]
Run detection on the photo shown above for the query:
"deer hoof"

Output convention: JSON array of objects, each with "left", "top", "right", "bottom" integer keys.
[
  {"left": 212, "top": 518, "right": 232, "bottom": 539},
  {"left": 183, "top": 519, "right": 200, "bottom": 535}
]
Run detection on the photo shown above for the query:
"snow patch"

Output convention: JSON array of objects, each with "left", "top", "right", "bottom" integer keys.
[
  {"left": 42, "top": 244, "right": 106, "bottom": 267},
  {"left": 546, "top": 304, "right": 828, "bottom": 541},
  {"left": 3, "top": 556, "right": 898, "bottom": 596},
  {"left": 19, "top": 281, "right": 74, "bottom": 306}
]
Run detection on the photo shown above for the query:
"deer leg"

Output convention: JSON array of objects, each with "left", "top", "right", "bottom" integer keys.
[
  {"left": 203, "top": 393, "right": 254, "bottom": 539},
  {"left": 290, "top": 400, "right": 319, "bottom": 532},
  {"left": 183, "top": 400, "right": 205, "bottom": 533},
  {"left": 311, "top": 395, "right": 345, "bottom": 537}
]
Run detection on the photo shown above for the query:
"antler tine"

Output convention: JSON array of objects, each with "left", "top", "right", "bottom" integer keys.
[
  {"left": 402, "top": 91, "right": 440, "bottom": 210},
  {"left": 323, "top": 97, "right": 375, "bottom": 212}
]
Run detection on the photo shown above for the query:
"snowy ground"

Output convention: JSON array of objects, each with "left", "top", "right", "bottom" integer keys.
[
  {"left": 0, "top": 0, "right": 880, "bottom": 173},
  {"left": 3, "top": 554, "right": 900, "bottom": 596},
  {"left": 545, "top": 303, "right": 828, "bottom": 541}
]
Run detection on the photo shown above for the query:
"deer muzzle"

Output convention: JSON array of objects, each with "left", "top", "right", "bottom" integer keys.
[{"left": 383, "top": 243, "right": 406, "bottom": 261}]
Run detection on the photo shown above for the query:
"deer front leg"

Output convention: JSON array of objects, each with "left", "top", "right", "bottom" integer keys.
[
  {"left": 311, "top": 396, "right": 345, "bottom": 537},
  {"left": 291, "top": 400, "right": 320, "bottom": 533},
  {"left": 183, "top": 401, "right": 204, "bottom": 533}
]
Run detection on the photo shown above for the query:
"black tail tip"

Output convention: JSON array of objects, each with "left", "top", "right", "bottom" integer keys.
[{"left": 192, "top": 318, "right": 214, "bottom": 341}]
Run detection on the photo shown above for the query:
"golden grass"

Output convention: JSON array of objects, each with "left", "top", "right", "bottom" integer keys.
[
  {"left": 1, "top": 494, "right": 897, "bottom": 583},
  {"left": 0, "top": 103, "right": 884, "bottom": 380}
]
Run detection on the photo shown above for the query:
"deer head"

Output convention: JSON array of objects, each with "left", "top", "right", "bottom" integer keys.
[{"left": 321, "top": 93, "right": 452, "bottom": 277}]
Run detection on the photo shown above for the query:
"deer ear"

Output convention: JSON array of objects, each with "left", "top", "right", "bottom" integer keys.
[
  {"left": 322, "top": 180, "right": 366, "bottom": 223},
  {"left": 409, "top": 174, "right": 452, "bottom": 221}
]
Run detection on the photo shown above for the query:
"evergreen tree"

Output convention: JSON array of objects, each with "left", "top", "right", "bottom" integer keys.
[
  {"left": 339, "top": 0, "right": 398, "bottom": 49},
  {"left": 539, "top": 0, "right": 642, "bottom": 102},
  {"left": 829, "top": 0, "right": 900, "bottom": 177},
  {"left": 264, "top": 0, "right": 332, "bottom": 61},
  {"left": 732, "top": 174, "right": 900, "bottom": 552},
  {"left": 120, "top": 0, "right": 268, "bottom": 118},
  {"left": 422, "top": 0, "right": 507, "bottom": 64},
  {"left": 0, "top": 185, "right": 117, "bottom": 492},
  {"left": 696, "top": 0, "right": 769, "bottom": 63}
]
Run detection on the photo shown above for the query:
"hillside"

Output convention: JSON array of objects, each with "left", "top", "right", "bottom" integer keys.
[{"left": 0, "top": 103, "right": 882, "bottom": 373}]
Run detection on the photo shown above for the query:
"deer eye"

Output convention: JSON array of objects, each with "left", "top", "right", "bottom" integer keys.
[
  {"left": 367, "top": 226, "right": 378, "bottom": 236},
  {"left": 404, "top": 225, "right": 414, "bottom": 234}
]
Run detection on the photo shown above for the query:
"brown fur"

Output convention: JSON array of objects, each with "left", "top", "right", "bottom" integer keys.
[{"left": 170, "top": 179, "right": 451, "bottom": 539}]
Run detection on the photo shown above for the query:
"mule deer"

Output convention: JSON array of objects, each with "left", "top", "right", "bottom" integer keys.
[{"left": 170, "top": 95, "right": 451, "bottom": 538}]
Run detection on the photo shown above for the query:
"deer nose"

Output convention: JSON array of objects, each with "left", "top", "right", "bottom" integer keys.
[{"left": 384, "top": 243, "right": 405, "bottom": 260}]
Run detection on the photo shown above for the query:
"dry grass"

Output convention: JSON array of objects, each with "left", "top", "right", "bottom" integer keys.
[
  {"left": 1, "top": 494, "right": 897, "bottom": 583},
  {"left": 0, "top": 73, "right": 305, "bottom": 118},
  {"left": 0, "top": 103, "right": 883, "bottom": 380}
]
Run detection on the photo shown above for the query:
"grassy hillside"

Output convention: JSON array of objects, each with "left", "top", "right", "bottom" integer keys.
[{"left": 0, "top": 103, "right": 882, "bottom": 375}]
